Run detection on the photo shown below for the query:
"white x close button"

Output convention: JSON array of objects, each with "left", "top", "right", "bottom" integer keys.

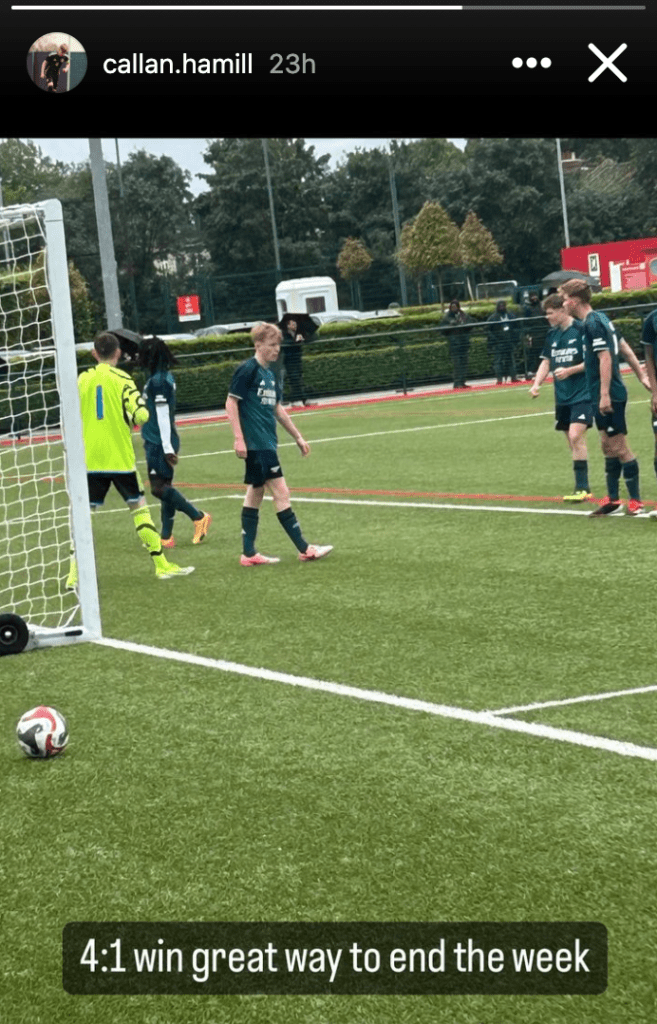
[{"left": 588, "top": 42, "right": 628, "bottom": 82}]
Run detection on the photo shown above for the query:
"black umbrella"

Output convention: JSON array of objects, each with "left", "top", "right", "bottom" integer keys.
[
  {"left": 277, "top": 313, "right": 319, "bottom": 340},
  {"left": 108, "top": 328, "right": 143, "bottom": 362},
  {"left": 541, "top": 270, "right": 602, "bottom": 290}
]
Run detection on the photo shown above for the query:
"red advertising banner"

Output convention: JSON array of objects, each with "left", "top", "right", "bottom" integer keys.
[{"left": 177, "top": 295, "right": 201, "bottom": 322}]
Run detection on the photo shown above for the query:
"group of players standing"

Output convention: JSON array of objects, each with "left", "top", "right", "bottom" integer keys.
[
  {"left": 67, "top": 322, "right": 332, "bottom": 588},
  {"left": 68, "top": 283, "right": 657, "bottom": 589},
  {"left": 529, "top": 280, "right": 657, "bottom": 517}
]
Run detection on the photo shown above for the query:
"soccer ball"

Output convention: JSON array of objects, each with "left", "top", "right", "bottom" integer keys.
[{"left": 16, "top": 705, "right": 68, "bottom": 759}]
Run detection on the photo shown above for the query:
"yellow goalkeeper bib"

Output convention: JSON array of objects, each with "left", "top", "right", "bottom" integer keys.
[{"left": 78, "top": 362, "right": 148, "bottom": 473}]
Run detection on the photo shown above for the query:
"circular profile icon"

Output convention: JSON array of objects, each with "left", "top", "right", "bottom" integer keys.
[{"left": 27, "top": 33, "right": 87, "bottom": 93}]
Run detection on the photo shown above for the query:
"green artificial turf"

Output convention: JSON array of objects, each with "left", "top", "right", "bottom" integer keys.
[{"left": 2, "top": 381, "right": 656, "bottom": 1024}]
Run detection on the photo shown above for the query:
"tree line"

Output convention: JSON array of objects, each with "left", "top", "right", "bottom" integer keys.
[{"left": 1, "top": 137, "right": 656, "bottom": 338}]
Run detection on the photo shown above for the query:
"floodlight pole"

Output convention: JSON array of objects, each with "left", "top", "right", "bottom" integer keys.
[
  {"left": 388, "top": 144, "right": 408, "bottom": 307},
  {"left": 556, "top": 138, "right": 571, "bottom": 249},
  {"left": 262, "top": 139, "right": 282, "bottom": 281},
  {"left": 89, "top": 138, "right": 123, "bottom": 329}
]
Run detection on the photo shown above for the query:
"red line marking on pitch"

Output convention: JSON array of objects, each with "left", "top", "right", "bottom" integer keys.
[{"left": 176, "top": 482, "right": 569, "bottom": 504}]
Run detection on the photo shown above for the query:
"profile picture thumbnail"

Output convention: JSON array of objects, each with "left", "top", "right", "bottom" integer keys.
[{"left": 27, "top": 33, "right": 87, "bottom": 93}]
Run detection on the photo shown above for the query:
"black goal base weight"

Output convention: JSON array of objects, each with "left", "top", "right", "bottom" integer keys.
[{"left": 0, "top": 613, "right": 30, "bottom": 655}]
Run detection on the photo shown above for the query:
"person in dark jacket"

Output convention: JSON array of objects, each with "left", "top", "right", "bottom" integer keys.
[
  {"left": 487, "top": 301, "right": 520, "bottom": 384},
  {"left": 278, "top": 317, "right": 314, "bottom": 405},
  {"left": 522, "top": 291, "right": 548, "bottom": 380},
  {"left": 441, "top": 300, "right": 474, "bottom": 389}
]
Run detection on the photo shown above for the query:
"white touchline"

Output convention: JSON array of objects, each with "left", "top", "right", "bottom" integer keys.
[
  {"left": 177, "top": 410, "right": 554, "bottom": 460},
  {"left": 95, "top": 637, "right": 657, "bottom": 763},
  {"left": 489, "top": 683, "right": 657, "bottom": 716},
  {"left": 175, "top": 388, "right": 494, "bottom": 434}
]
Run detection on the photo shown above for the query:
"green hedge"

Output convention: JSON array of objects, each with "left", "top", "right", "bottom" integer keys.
[
  {"left": 0, "top": 375, "right": 60, "bottom": 434},
  {"left": 168, "top": 337, "right": 495, "bottom": 410},
  {"left": 0, "top": 261, "right": 52, "bottom": 351},
  {"left": 2, "top": 292, "right": 656, "bottom": 428},
  {"left": 613, "top": 317, "right": 643, "bottom": 350}
]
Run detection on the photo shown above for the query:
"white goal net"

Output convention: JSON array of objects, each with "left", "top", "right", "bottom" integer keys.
[{"left": 0, "top": 200, "right": 100, "bottom": 650}]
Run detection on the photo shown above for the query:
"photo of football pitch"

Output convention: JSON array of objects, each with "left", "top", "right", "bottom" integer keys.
[{"left": 3, "top": 378, "right": 657, "bottom": 1024}]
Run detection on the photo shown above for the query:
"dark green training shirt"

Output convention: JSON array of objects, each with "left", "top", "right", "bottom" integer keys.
[
  {"left": 541, "top": 321, "right": 591, "bottom": 405},
  {"left": 228, "top": 357, "right": 282, "bottom": 451},
  {"left": 581, "top": 310, "right": 627, "bottom": 405}
]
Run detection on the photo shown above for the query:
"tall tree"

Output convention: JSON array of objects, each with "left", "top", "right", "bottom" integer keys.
[
  {"left": 105, "top": 150, "right": 196, "bottom": 328},
  {"left": 323, "top": 140, "right": 466, "bottom": 307},
  {"left": 437, "top": 138, "right": 564, "bottom": 281},
  {"left": 196, "top": 139, "right": 331, "bottom": 319},
  {"left": 459, "top": 211, "right": 503, "bottom": 297},
  {"left": 0, "top": 139, "right": 69, "bottom": 205},
  {"left": 629, "top": 139, "right": 657, "bottom": 233},
  {"left": 561, "top": 158, "right": 648, "bottom": 246},
  {"left": 396, "top": 221, "right": 427, "bottom": 304},
  {"left": 399, "top": 201, "right": 461, "bottom": 305},
  {"left": 336, "top": 237, "right": 373, "bottom": 309},
  {"left": 68, "top": 261, "right": 98, "bottom": 342},
  {"left": 197, "top": 138, "right": 330, "bottom": 273}
]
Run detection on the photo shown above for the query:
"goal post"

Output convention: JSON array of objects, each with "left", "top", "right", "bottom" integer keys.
[{"left": 0, "top": 198, "right": 101, "bottom": 651}]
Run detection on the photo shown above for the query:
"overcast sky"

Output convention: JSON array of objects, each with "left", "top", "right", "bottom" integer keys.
[{"left": 27, "top": 137, "right": 467, "bottom": 196}]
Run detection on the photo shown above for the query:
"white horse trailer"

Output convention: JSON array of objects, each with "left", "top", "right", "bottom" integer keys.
[{"left": 275, "top": 276, "right": 339, "bottom": 318}]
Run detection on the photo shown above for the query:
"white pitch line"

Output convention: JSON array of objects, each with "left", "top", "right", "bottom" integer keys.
[
  {"left": 178, "top": 393, "right": 649, "bottom": 459},
  {"left": 95, "top": 637, "right": 657, "bottom": 763},
  {"left": 489, "top": 684, "right": 657, "bottom": 716},
  {"left": 219, "top": 493, "right": 592, "bottom": 515},
  {"left": 175, "top": 387, "right": 497, "bottom": 433},
  {"left": 69, "top": 492, "right": 593, "bottom": 519},
  {"left": 178, "top": 409, "right": 553, "bottom": 460}
]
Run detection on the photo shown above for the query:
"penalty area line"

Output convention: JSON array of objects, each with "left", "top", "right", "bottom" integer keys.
[
  {"left": 489, "top": 683, "right": 657, "bottom": 715},
  {"left": 95, "top": 636, "right": 657, "bottom": 762}
]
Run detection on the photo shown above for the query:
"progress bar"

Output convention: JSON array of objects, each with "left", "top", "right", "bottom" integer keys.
[{"left": 10, "top": 3, "right": 648, "bottom": 8}]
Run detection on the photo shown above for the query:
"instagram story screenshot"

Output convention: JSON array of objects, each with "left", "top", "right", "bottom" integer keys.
[
  {"left": 2, "top": 3, "right": 657, "bottom": 1024},
  {"left": 3, "top": 0, "right": 656, "bottom": 114}
]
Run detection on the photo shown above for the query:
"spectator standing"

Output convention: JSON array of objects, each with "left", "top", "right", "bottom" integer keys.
[
  {"left": 522, "top": 291, "right": 548, "bottom": 380},
  {"left": 441, "top": 300, "right": 474, "bottom": 389},
  {"left": 279, "top": 317, "right": 314, "bottom": 406},
  {"left": 486, "top": 300, "right": 519, "bottom": 384}
]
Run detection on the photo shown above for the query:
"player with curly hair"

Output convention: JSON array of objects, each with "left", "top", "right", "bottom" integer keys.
[{"left": 139, "top": 336, "right": 211, "bottom": 548}]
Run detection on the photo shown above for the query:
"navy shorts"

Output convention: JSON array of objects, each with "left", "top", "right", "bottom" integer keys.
[
  {"left": 144, "top": 440, "right": 176, "bottom": 482},
  {"left": 555, "top": 402, "right": 593, "bottom": 432},
  {"left": 594, "top": 400, "right": 627, "bottom": 437},
  {"left": 88, "top": 471, "right": 143, "bottom": 506},
  {"left": 244, "top": 450, "right": 284, "bottom": 488}
]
